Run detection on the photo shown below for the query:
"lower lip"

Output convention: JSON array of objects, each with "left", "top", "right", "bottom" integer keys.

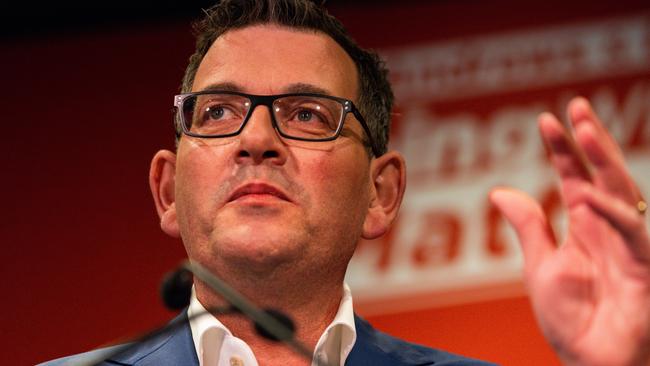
[{"left": 230, "top": 194, "right": 288, "bottom": 204}]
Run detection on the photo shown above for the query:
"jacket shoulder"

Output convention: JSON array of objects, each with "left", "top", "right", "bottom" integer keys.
[
  {"left": 348, "top": 315, "right": 498, "bottom": 366},
  {"left": 37, "top": 345, "right": 127, "bottom": 366},
  {"left": 37, "top": 311, "right": 198, "bottom": 366}
]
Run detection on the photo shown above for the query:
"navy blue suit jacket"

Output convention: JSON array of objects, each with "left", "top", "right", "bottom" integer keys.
[{"left": 41, "top": 313, "right": 496, "bottom": 365}]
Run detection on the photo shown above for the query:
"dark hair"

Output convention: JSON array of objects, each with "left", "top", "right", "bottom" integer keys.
[{"left": 179, "top": 0, "right": 393, "bottom": 156}]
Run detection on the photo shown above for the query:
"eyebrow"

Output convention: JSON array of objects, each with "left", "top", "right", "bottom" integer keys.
[
  {"left": 283, "top": 83, "right": 332, "bottom": 96},
  {"left": 198, "top": 82, "right": 333, "bottom": 96},
  {"left": 199, "top": 82, "right": 242, "bottom": 93}
]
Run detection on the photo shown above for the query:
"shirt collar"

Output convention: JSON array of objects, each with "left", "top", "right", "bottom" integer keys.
[
  {"left": 187, "top": 287, "right": 230, "bottom": 366},
  {"left": 187, "top": 284, "right": 357, "bottom": 366},
  {"left": 313, "top": 283, "right": 357, "bottom": 366}
]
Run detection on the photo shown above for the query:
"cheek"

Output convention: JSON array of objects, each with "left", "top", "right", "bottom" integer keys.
[
  {"left": 174, "top": 144, "right": 234, "bottom": 239},
  {"left": 302, "top": 152, "right": 371, "bottom": 264},
  {"left": 303, "top": 152, "right": 371, "bottom": 226}
]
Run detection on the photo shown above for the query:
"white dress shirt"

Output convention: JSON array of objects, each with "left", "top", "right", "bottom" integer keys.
[{"left": 187, "top": 284, "right": 357, "bottom": 366}]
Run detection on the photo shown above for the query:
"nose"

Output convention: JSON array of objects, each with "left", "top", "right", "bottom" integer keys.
[{"left": 235, "top": 106, "right": 287, "bottom": 165}]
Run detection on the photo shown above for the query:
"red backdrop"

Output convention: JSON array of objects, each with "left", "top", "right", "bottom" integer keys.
[{"left": 4, "top": 1, "right": 649, "bottom": 365}]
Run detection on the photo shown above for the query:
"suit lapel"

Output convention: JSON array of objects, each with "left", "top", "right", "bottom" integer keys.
[
  {"left": 108, "top": 311, "right": 199, "bottom": 366},
  {"left": 346, "top": 315, "right": 406, "bottom": 366}
]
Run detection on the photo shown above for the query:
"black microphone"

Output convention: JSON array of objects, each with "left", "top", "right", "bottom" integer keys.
[
  {"left": 68, "top": 262, "right": 314, "bottom": 366},
  {"left": 69, "top": 296, "right": 234, "bottom": 366},
  {"left": 254, "top": 309, "right": 295, "bottom": 342},
  {"left": 160, "top": 266, "right": 193, "bottom": 311},
  {"left": 159, "top": 264, "right": 297, "bottom": 342},
  {"left": 179, "top": 261, "right": 305, "bottom": 349}
]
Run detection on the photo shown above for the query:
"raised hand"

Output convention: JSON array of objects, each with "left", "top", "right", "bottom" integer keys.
[{"left": 490, "top": 97, "right": 650, "bottom": 366}]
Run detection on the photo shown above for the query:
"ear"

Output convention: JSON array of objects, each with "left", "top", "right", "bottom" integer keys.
[
  {"left": 149, "top": 149, "right": 180, "bottom": 238},
  {"left": 362, "top": 151, "right": 406, "bottom": 240}
]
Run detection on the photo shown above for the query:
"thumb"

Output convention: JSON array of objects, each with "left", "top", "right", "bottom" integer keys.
[{"left": 490, "top": 187, "right": 556, "bottom": 274}]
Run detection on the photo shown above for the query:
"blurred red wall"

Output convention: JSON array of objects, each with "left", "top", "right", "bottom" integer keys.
[{"left": 3, "top": 1, "right": 649, "bottom": 365}]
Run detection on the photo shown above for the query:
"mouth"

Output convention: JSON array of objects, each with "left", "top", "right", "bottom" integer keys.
[{"left": 228, "top": 182, "right": 292, "bottom": 203}]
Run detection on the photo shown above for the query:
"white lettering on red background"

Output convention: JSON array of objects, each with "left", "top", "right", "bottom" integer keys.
[
  {"left": 384, "top": 14, "right": 650, "bottom": 103},
  {"left": 347, "top": 13, "right": 650, "bottom": 314}
]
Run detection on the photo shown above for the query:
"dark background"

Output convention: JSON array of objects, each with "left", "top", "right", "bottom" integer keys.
[{"left": 4, "top": 1, "right": 650, "bottom": 364}]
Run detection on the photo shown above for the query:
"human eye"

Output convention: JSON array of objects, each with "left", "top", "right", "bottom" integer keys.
[
  {"left": 206, "top": 104, "right": 227, "bottom": 120},
  {"left": 293, "top": 108, "right": 324, "bottom": 124},
  {"left": 198, "top": 100, "right": 240, "bottom": 124},
  {"left": 281, "top": 97, "right": 337, "bottom": 131},
  {"left": 190, "top": 94, "right": 246, "bottom": 135}
]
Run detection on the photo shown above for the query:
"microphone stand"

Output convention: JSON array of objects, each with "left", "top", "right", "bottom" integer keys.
[
  {"left": 67, "top": 260, "right": 317, "bottom": 366},
  {"left": 182, "top": 260, "right": 313, "bottom": 359},
  {"left": 68, "top": 304, "right": 231, "bottom": 366}
]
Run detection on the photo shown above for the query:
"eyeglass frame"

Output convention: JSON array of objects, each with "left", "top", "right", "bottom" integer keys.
[{"left": 173, "top": 90, "right": 382, "bottom": 157}]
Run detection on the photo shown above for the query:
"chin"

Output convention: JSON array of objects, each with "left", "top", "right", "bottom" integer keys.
[{"left": 211, "top": 226, "right": 306, "bottom": 271}]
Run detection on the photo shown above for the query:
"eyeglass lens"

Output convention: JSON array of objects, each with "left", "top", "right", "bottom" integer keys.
[{"left": 182, "top": 93, "right": 344, "bottom": 140}]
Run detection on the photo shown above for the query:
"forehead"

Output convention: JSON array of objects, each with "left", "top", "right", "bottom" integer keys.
[{"left": 192, "top": 24, "right": 358, "bottom": 100}]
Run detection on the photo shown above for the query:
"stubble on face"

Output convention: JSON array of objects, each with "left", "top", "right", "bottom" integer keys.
[
  {"left": 174, "top": 144, "right": 314, "bottom": 275},
  {"left": 175, "top": 25, "right": 370, "bottom": 283},
  {"left": 209, "top": 162, "right": 314, "bottom": 269}
]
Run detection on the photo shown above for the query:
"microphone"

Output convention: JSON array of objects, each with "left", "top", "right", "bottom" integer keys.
[
  {"left": 160, "top": 266, "right": 193, "bottom": 310},
  {"left": 254, "top": 309, "right": 295, "bottom": 342},
  {"left": 69, "top": 261, "right": 313, "bottom": 366},
  {"left": 160, "top": 264, "right": 297, "bottom": 342},
  {"left": 177, "top": 261, "right": 304, "bottom": 347}
]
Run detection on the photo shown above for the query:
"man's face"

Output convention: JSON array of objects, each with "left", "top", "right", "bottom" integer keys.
[{"left": 172, "top": 25, "right": 373, "bottom": 277}]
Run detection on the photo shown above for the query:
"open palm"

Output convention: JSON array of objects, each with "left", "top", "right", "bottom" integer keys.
[{"left": 491, "top": 97, "right": 650, "bottom": 366}]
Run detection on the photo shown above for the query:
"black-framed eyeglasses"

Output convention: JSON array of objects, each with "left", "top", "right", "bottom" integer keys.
[{"left": 173, "top": 91, "right": 381, "bottom": 157}]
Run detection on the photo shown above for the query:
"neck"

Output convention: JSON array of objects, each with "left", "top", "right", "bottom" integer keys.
[{"left": 194, "top": 266, "right": 346, "bottom": 366}]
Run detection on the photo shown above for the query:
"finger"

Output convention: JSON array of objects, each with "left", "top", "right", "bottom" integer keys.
[
  {"left": 567, "top": 97, "right": 625, "bottom": 164},
  {"left": 574, "top": 181, "right": 650, "bottom": 263},
  {"left": 490, "top": 188, "right": 556, "bottom": 273},
  {"left": 569, "top": 98, "right": 643, "bottom": 205},
  {"left": 538, "top": 112, "right": 592, "bottom": 184}
]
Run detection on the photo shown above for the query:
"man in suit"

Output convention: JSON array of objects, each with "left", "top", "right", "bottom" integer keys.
[{"left": 43, "top": 0, "right": 650, "bottom": 365}]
